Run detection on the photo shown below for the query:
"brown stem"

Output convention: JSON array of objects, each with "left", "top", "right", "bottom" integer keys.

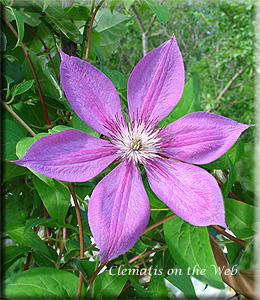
[
  {"left": 211, "top": 225, "right": 246, "bottom": 247},
  {"left": 23, "top": 251, "right": 32, "bottom": 271},
  {"left": 88, "top": 262, "right": 106, "bottom": 283},
  {"left": 25, "top": 24, "right": 60, "bottom": 84},
  {"left": 143, "top": 213, "right": 176, "bottom": 234},
  {"left": 68, "top": 183, "right": 84, "bottom": 299},
  {"left": 215, "top": 64, "right": 251, "bottom": 105},
  {"left": 2, "top": 12, "right": 51, "bottom": 125},
  {"left": 61, "top": 221, "right": 67, "bottom": 255},
  {"left": 142, "top": 234, "right": 166, "bottom": 245},
  {"left": 43, "top": 205, "right": 51, "bottom": 242},
  {"left": 1, "top": 100, "right": 36, "bottom": 136},
  {"left": 55, "top": 228, "right": 60, "bottom": 251},
  {"left": 84, "top": 0, "right": 105, "bottom": 62},
  {"left": 130, "top": 4, "right": 148, "bottom": 56},
  {"left": 59, "top": 244, "right": 96, "bottom": 270}
]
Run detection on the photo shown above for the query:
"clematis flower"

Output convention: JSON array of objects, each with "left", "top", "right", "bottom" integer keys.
[{"left": 14, "top": 36, "right": 250, "bottom": 263}]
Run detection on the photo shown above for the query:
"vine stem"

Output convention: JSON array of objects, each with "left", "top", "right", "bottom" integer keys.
[
  {"left": 143, "top": 213, "right": 176, "bottom": 234},
  {"left": 211, "top": 225, "right": 246, "bottom": 247},
  {"left": 84, "top": 0, "right": 105, "bottom": 62},
  {"left": 88, "top": 262, "right": 106, "bottom": 283},
  {"left": 1, "top": 100, "right": 36, "bottom": 136},
  {"left": 25, "top": 24, "right": 60, "bottom": 84},
  {"left": 67, "top": 183, "right": 84, "bottom": 299},
  {"left": 1, "top": 12, "right": 51, "bottom": 126}
]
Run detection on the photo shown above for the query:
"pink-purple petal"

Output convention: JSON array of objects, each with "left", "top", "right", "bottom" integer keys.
[
  {"left": 127, "top": 36, "right": 184, "bottom": 123},
  {"left": 145, "top": 158, "right": 227, "bottom": 228},
  {"left": 162, "top": 112, "right": 251, "bottom": 165},
  {"left": 13, "top": 129, "right": 120, "bottom": 182},
  {"left": 59, "top": 50, "right": 124, "bottom": 136},
  {"left": 88, "top": 160, "right": 150, "bottom": 263}
]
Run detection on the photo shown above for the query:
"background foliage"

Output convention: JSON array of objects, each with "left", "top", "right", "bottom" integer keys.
[{"left": 1, "top": 0, "right": 257, "bottom": 299}]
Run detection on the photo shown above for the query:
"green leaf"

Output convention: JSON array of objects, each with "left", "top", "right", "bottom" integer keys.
[
  {"left": 110, "top": 0, "right": 122, "bottom": 13},
  {"left": 95, "top": 9, "right": 131, "bottom": 57},
  {"left": 134, "top": 238, "right": 147, "bottom": 254},
  {"left": 224, "top": 198, "right": 255, "bottom": 238},
  {"left": 34, "top": 0, "right": 80, "bottom": 43},
  {"left": 64, "top": 4, "right": 90, "bottom": 21},
  {"left": 163, "top": 216, "right": 225, "bottom": 289},
  {"left": 2, "top": 118, "right": 27, "bottom": 160},
  {"left": 72, "top": 114, "right": 100, "bottom": 137},
  {"left": 43, "top": 0, "right": 52, "bottom": 12},
  {"left": 24, "top": 218, "right": 60, "bottom": 233},
  {"left": 122, "top": 255, "right": 155, "bottom": 297},
  {"left": 6, "top": 6, "right": 24, "bottom": 49},
  {"left": 23, "top": 52, "right": 62, "bottom": 100},
  {"left": 32, "top": 250, "right": 56, "bottom": 268},
  {"left": 101, "top": 68, "right": 127, "bottom": 90},
  {"left": 34, "top": 177, "right": 70, "bottom": 224},
  {"left": 124, "top": 0, "right": 135, "bottom": 11},
  {"left": 16, "top": 137, "right": 34, "bottom": 159},
  {"left": 4, "top": 184, "right": 34, "bottom": 224},
  {"left": 10, "top": 79, "right": 34, "bottom": 98},
  {"left": 149, "top": 252, "right": 168, "bottom": 299},
  {"left": 2, "top": 161, "right": 29, "bottom": 182},
  {"left": 144, "top": 1, "right": 170, "bottom": 24},
  {"left": 6, "top": 223, "right": 49, "bottom": 256},
  {"left": 226, "top": 242, "right": 245, "bottom": 267},
  {"left": 0, "top": 29, "right": 7, "bottom": 52},
  {"left": 2, "top": 246, "right": 30, "bottom": 273},
  {"left": 48, "top": 125, "right": 71, "bottom": 134},
  {"left": 19, "top": 11, "right": 41, "bottom": 27},
  {"left": 159, "top": 73, "right": 201, "bottom": 127},
  {"left": 94, "top": 268, "right": 128, "bottom": 299},
  {"left": 221, "top": 158, "right": 237, "bottom": 198},
  {"left": 4, "top": 267, "right": 85, "bottom": 299},
  {"left": 166, "top": 264, "right": 198, "bottom": 299}
]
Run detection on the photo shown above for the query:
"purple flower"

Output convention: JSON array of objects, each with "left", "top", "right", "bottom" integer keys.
[{"left": 14, "top": 36, "right": 250, "bottom": 263}]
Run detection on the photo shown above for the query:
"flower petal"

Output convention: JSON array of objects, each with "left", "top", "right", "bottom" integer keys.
[
  {"left": 88, "top": 160, "right": 150, "bottom": 263},
  {"left": 59, "top": 50, "right": 124, "bottom": 136},
  {"left": 145, "top": 158, "right": 227, "bottom": 227},
  {"left": 127, "top": 35, "right": 184, "bottom": 123},
  {"left": 13, "top": 129, "right": 120, "bottom": 182},
  {"left": 162, "top": 112, "right": 251, "bottom": 165}
]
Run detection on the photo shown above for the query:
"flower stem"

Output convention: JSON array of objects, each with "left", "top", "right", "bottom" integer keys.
[
  {"left": 1, "top": 100, "right": 36, "bottom": 137},
  {"left": 67, "top": 183, "right": 84, "bottom": 299},
  {"left": 211, "top": 225, "right": 246, "bottom": 247},
  {"left": 88, "top": 262, "right": 106, "bottom": 283},
  {"left": 1, "top": 12, "right": 51, "bottom": 126},
  {"left": 84, "top": 0, "right": 105, "bottom": 62},
  {"left": 143, "top": 213, "right": 176, "bottom": 234},
  {"left": 25, "top": 24, "right": 60, "bottom": 84}
]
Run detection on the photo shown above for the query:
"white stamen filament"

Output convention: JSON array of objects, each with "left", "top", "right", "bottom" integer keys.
[{"left": 106, "top": 115, "right": 165, "bottom": 165}]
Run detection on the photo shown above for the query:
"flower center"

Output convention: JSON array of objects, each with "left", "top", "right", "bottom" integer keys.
[
  {"left": 105, "top": 115, "right": 165, "bottom": 165},
  {"left": 130, "top": 137, "right": 142, "bottom": 150}
]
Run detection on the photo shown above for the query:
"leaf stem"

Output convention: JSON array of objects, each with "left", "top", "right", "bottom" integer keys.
[
  {"left": 67, "top": 183, "right": 84, "bottom": 299},
  {"left": 1, "top": 100, "right": 36, "bottom": 137},
  {"left": 143, "top": 213, "right": 176, "bottom": 234},
  {"left": 24, "top": 24, "right": 60, "bottom": 84},
  {"left": 59, "top": 244, "right": 96, "bottom": 269},
  {"left": 211, "top": 225, "right": 246, "bottom": 247},
  {"left": 84, "top": 0, "right": 105, "bottom": 62},
  {"left": 88, "top": 262, "right": 106, "bottom": 283},
  {"left": 1, "top": 12, "right": 51, "bottom": 126}
]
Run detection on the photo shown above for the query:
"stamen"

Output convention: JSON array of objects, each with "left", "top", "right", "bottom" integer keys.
[{"left": 104, "top": 112, "right": 167, "bottom": 165}]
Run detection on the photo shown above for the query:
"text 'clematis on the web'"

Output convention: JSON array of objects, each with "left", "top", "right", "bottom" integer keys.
[{"left": 14, "top": 36, "right": 250, "bottom": 263}]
